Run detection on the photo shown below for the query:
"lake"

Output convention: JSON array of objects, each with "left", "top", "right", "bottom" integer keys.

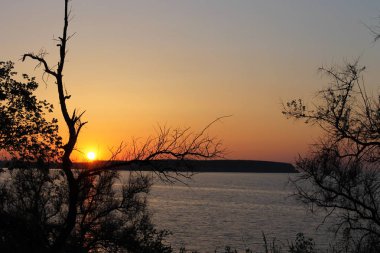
[{"left": 143, "top": 172, "right": 333, "bottom": 252}]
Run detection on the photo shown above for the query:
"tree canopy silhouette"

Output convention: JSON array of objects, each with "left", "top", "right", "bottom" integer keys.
[{"left": 0, "top": 61, "right": 62, "bottom": 164}]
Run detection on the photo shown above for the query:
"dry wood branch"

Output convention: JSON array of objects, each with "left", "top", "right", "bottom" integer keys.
[
  {"left": 22, "top": 53, "right": 57, "bottom": 78},
  {"left": 86, "top": 118, "right": 228, "bottom": 180}
]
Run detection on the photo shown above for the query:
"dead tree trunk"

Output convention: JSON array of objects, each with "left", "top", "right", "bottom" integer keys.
[{"left": 23, "top": 1, "right": 86, "bottom": 252}]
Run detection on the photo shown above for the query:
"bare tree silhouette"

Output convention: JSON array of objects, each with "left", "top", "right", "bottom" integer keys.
[
  {"left": 283, "top": 61, "right": 380, "bottom": 252},
  {"left": 0, "top": 0, "right": 224, "bottom": 252}
]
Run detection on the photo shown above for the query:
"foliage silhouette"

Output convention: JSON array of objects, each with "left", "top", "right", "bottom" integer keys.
[
  {"left": 0, "top": 167, "right": 173, "bottom": 253},
  {"left": 288, "top": 233, "right": 315, "bottom": 253},
  {"left": 0, "top": 61, "right": 62, "bottom": 165},
  {"left": 283, "top": 61, "right": 380, "bottom": 252}
]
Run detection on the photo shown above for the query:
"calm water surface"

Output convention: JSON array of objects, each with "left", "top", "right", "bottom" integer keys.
[{"left": 141, "top": 172, "right": 333, "bottom": 252}]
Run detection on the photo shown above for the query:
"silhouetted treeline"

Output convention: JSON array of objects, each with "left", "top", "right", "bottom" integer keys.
[{"left": 72, "top": 160, "right": 297, "bottom": 173}]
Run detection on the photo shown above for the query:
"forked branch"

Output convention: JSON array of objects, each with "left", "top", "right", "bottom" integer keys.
[{"left": 85, "top": 117, "right": 229, "bottom": 179}]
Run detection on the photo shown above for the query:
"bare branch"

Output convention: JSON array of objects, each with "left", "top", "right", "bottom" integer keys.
[
  {"left": 22, "top": 53, "right": 57, "bottom": 78},
  {"left": 85, "top": 118, "right": 228, "bottom": 180}
]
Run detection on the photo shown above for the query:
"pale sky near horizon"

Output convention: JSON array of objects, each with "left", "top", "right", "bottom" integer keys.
[{"left": 2, "top": 0, "right": 380, "bottom": 163}]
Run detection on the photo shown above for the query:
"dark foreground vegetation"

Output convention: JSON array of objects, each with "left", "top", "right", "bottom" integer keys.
[{"left": 1, "top": 0, "right": 380, "bottom": 252}]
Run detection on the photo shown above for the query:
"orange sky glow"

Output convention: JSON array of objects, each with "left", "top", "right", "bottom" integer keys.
[{"left": 2, "top": 1, "right": 380, "bottom": 163}]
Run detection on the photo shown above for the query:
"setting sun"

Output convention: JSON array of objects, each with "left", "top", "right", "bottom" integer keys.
[{"left": 86, "top": 151, "right": 96, "bottom": 161}]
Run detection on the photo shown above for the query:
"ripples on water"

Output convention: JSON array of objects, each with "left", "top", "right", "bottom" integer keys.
[{"left": 140, "top": 173, "right": 334, "bottom": 252}]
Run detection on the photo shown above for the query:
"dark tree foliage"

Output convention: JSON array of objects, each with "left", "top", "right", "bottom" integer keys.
[
  {"left": 0, "top": 168, "right": 172, "bottom": 253},
  {"left": 283, "top": 61, "right": 380, "bottom": 252},
  {"left": 0, "top": 61, "right": 62, "bottom": 164},
  {"left": 288, "top": 233, "right": 315, "bottom": 253},
  {"left": 68, "top": 170, "right": 172, "bottom": 253},
  {"left": 0, "top": 169, "right": 66, "bottom": 253}
]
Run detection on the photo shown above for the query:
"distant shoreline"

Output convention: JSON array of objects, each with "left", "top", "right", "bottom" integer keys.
[
  {"left": 0, "top": 160, "right": 298, "bottom": 173},
  {"left": 138, "top": 160, "right": 298, "bottom": 173},
  {"left": 193, "top": 160, "right": 297, "bottom": 173},
  {"left": 78, "top": 159, "right": 298, "bottom": 173}
]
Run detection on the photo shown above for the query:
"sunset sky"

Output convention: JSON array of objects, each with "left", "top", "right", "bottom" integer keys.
[{"left": 2, "top": 0, "right": 380, "bottom": 163}]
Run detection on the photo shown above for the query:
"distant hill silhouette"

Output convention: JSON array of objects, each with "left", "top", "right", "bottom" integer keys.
[
  {"left": 0, "top": 160, "right": 297, "bottom": 173},
  {"left": 182, "top": 160, "right": 297, "bottom": 173},
  {"left": 81, "top": 160, "right": 297, "bottom": 173}
]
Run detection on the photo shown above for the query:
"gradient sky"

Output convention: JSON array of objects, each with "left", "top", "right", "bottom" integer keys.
[{"left": 2, "top": 0, "right": 380, "bottom": 162}]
